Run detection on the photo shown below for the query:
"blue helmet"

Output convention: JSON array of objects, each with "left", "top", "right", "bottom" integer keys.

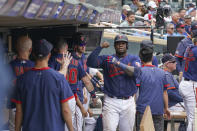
[{"left": 114, "top": 34, "right": 128, "bottom": 43}]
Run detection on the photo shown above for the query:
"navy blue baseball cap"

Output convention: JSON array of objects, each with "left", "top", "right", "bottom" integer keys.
[
  {"left": 140, "top": 40, "right": 153, "bottom": 49},
  {"left": 34, "top": 39, "right": 53, "bottom": 58},
  {"left": 191, "top": 22, "right": 197, "bottom": 37},
  {"left": 162, "top": 53, "right": 176, "bottom": 64}
]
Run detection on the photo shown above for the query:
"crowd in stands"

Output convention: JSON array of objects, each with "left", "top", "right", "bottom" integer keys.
[{"left": 120, "top": 0, "right": 197, "bottom": 39}]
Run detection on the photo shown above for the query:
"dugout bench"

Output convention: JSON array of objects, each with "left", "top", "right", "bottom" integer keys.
[{"left": 164, "top": 111, "right": 187, "bottom": 131}]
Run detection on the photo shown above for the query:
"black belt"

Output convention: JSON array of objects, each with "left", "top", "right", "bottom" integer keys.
[{"left": 108, "top": 95, "right": 130, "bottom": 100}]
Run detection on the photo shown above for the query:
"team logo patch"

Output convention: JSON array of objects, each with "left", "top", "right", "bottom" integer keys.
[{"left": 119, "top": 35, "right": 123, "bottom": 39}]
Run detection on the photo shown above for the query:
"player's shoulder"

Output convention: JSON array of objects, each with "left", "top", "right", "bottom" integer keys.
[
  {"left": 177, "top": 37, "right": 190, "bottom": 47},
  {"left": 181, "top": 37, "right": 190, "bottom": 42},
  {"left": 163, "top": 70, "right": 172, "bottom": 78},
  {"left": 189, "top": 45, "right": 197, "bottom": 49},
  {"left": 126, "top": 54, "right": 140, "bottom": 60},
  {"left": 9, "top": 59, "right": 34, "bottom": 66},
  {"left": 190, "top": 45, "right": 197, "bottom": 54},
  {"left": 46, "top": 68, "right": 65, "bottom": 78},
  {"left": 153, "top": 66, "right": 166, "bottom": 74},
  {"left": 26, "top": 60, "right": 35, "bottom": 66},
  {"left": 182, "top": 37, "right": 192, "bottom": 45}
]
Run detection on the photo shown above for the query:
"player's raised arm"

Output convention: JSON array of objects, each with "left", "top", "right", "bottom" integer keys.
[{"left": 87, "top": 41, "right": 109, "bottom": 68}]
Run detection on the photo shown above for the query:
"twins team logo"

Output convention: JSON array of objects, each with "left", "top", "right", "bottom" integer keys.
[
  {"left": 105, "top": 56, "right": 131, "bottom": 77},
  {"left": 184, "top": 46, "right": 195, "bottom": 71}
]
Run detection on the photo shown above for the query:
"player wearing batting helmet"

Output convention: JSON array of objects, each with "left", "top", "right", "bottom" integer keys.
[
  {"left": 103, "top": 45, "right": 171, "bottom": 131},
  {"left": 87, "top": 34, "right": 140, "bottom": 131},
  {"left": 12, "top": 39, "right": 74, "bottom": 131},
  {"left": 179, "top": 26, "right": 197, "bottom": 131}
]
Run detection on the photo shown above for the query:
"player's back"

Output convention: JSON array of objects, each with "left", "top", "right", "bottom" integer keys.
[
  {"left": 136, "top": 65, "right": 168, "bottom": 115},
  {"left": 8, "top": 58, "right": 34, "bottom": 109},
  {"left": 15, "top": 67, "right": 73, "bottom": 131},
  {"left": 175, "top": 37, "right": 193, "bottom": 58},
  {"left": 10, "top": 58, "right": 34, "bottom": 77}
]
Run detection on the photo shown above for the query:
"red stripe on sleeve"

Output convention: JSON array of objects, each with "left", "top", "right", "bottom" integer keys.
[
  {"left": 136, "top": 84, "right": 140, "bottom": 87},
  {"left": 175, "top": 54, "right": 184, "bottom": 58},
  {"left": 167, "top": 87, "right": 176, "bottom": 90},
  {"left": 61, "top": 95, "right": 74, "bottom": 103},
  {"left": 164, "top": 84, "right": 170, "bottom": 87},
  {"left": 11, "top": 99, "right": 22, "bottom": 104}
]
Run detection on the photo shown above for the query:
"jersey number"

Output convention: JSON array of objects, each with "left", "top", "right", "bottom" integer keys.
[{"left": 68, "top": 68, "right": 77, "bottom": 84}]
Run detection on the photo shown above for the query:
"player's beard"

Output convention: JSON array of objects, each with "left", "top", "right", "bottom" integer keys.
[{"left": 116, "top": 50, "right": 127, "bottom": 57}]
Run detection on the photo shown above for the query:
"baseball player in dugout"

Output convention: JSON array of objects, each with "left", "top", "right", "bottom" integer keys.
[
  {"left": 140, "top": 40, "right": 158, "bottom": 67},
  {"left": 71, "top": 32, "right": 102, "bottom": 131},
  {"left": 48, "top": 37, "right": 97, "bottom": 131},
  {"left": 175, "top": 22, "right": 197, "bottom": 82},
  {"left": 8, "top": 36, "right": 34, "bottom": 131},
  {"left": 87, "top": 34, "right": 141, "bottom": 131},
  {"left": 106, "top": 43, "right": 171, "bottom": 131},
  {"left": 136, "top": 46, "right": 170, "bottom": 131},
  {"left": 179, "top": 30, "right": 197, "bottom": 131},
  {"left": 12, "top": 39, "right": 75, "bottom": 131}
]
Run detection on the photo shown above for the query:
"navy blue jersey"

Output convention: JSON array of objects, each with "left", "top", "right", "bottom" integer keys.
[
  {"left": 183, "top": 45, "right": 197, "bottom": 81},
  {"left": 136, "top": 65, "right": 169, "bottom": 115},
  {"left": 72, "top": 52, "right": 90, "bottom": 103},
  {"left": 49, "top": 53, "right": 86, "bottom": 102},
  {"left": 12, "top": 67, "right": 74, "bottom": 131},
  {"left": 87, "top": 46, "right": 141, "bottom": 97},
  {"left": 185, "top": 25, "right": 191, "bottom": 34},
  {"left": 72, "top": 52, "right": 89, "bottom": 73},
  {"left": 165, "top": 71, "right": 183, "bottom": 107},
  {"left": 10, "top": 58, "right": 34, "bottom": 77},
  {"left": 152, "top": 56, "right": 158, "bottom": 67},
  {"left": 175, "top": 37, "right": 193, "bottom": 72},
  {"left": 8, "top": 58, "right": 34, "bottom": 108}
]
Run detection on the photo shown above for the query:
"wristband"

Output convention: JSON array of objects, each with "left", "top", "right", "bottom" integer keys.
[
  {"left": 91, "top": 79, "right": 97, "bottom": 88},
  {"left": 89, "top": 90, "right": 96, "bottom": 98},
  {"left": 118, "top": 62, "right": 127, "bottom": 70}
]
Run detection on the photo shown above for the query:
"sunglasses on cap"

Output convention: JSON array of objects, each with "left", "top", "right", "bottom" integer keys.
[{"left": 79, "top": 42, "right": 87, "bottom": 47}]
